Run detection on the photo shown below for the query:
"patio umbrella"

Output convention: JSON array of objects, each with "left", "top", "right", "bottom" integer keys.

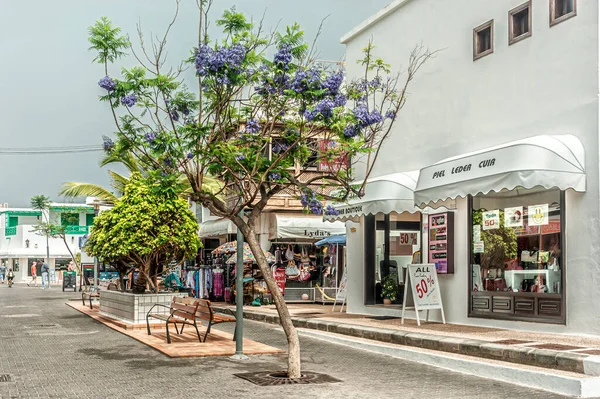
[
  {"left": 315, "top": 234, "right": 346, "bottom": 247},
  {"left": 225, "top": 247, "right": 276, "bottom": 264},
  {"left": 211, "top": 240, "right": 247, "bottom": 255}
]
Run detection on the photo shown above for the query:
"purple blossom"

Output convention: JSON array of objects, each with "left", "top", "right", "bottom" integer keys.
[
  {"left": 245, "top": 119, "right": 261, "bottom": 134},
  {"left": 303, "top": 109, "right": 315, "bottom": 122},
  {"left": 368, "top": 76, "right": 382, "bottom": 89},
  {"left": 353, "top": 104, "right": 383, "bottom": 127},
  {"left": 182, "top": 108, "right": 190, "bottom": 116},
  {"left": 344, "top": 125, "right": 360, "bottom": 138},
  {"left": 186, "top": 152, "right": 194, "bottom": 159},
  {"left": 309, "top": 199, "right": 323, "bottom": 215},
  {"left": 163, "top": 157, "right": 174, "bottom": 167},
  {"left": 322, "top": 72, "right": 343, "bottom": 95},
  {"left": 313, "top": 99, "right": 336, "bottom": 120},
  {"left": 334, "top": 94, "right": 348, "bottom": 107},
  {"left": 324, "top": 205, "right": 340, "bottom": 216},
  {"left": 170, "top": 110, "right": 180, "bottom": 122},
  {"left": 144, "top": 132, "right": 157, "bottom": 144},
  {"left": 235, "top": 153, "right": 245, "bottom": 161},
  {"left": 385, "top": 110, "right": 395, "bottom": 119},
  {"left": 195, "top": 44, "right": 246, "bottom": 77},
  {"left": 272, "top": 143, "right": 289, "bottom": 153},
  {"left": 268, "top": 172, "right": 281, "bottom": 181},
  {"left": 98, "top": 76, "right": 116, "bottom": 92},
  {"left": 103, "top": 137, "right": 114, "bottom": 152},
  {"left": 274, "top": 44, "right": 293, "bottom": 69},
  {"left": 121, "top": 94, "right": 137, "bottom": 107}
]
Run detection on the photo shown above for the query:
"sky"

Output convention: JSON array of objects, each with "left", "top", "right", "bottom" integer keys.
[{"left": 0, "top": 0, "right": 390, "bottom": 207}]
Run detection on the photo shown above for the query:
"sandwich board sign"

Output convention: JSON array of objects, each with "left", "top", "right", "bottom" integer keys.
[
  {"left": 332, "top": 267, "right": 347, "bottom": 312},
  {"left": 401, "top": 263, "right": 446, "bottom": 326}
]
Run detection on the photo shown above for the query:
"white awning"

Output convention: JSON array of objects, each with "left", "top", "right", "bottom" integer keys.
[
  {"left": 198, "top": 218, "right": 236, "bottom": 238},
  {"left": 414, "top": 135, "right": 586, "bottom": 207},
  {"left": 324, "top": 172, "right": 420, "bottom": 222},
  {"left": 269, "top": 215, "right": 346, "bottom": 240}
]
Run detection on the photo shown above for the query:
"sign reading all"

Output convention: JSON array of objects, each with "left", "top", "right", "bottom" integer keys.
[{"left": 401, "top": 264, "right": 446, "bottom": 326}]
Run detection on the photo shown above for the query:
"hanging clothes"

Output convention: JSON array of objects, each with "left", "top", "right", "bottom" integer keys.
[{"left": 213, "top": 269, "right": 224, "bottom": 298}]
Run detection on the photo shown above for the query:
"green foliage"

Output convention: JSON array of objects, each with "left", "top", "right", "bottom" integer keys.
[
  {"left": 382, "top": 274, "right": 399, "bottom": 301},
  {"left": 472, "top": 209, "right": 518, "bottom": 268},
  {"left": 84, "top": 174, "right": 200, "bottom": 270},
  {"left": 216, "top": 7, "right": 253, "bottom": 36},
  {"left": 88, "top": 16, "right": 130, "bottom": 64},
  {"left": 30, "top": 195, "right": 50, "bottom": 211}
]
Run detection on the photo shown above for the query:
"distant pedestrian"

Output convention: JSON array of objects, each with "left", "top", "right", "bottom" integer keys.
[
  {"left": 28, "top": 261, "right": 38, "bottom": 287},
  {"left": 68, "top": 261, "right": 74, "bottom": 272},
  {"left": 41, "top": 261, "right": 50, "bottom": 289},
  {"left": 7, "top": 268, "right": 14, "bottom": 288},
  {"left": 0, "top": 262, "right": 6, "bottom": 284}
]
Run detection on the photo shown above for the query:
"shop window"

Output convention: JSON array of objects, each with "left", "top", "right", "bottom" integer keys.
[
  {"left": 473, "top": 20, "right": 494, "bottom": 60},
  {"left": 13, "top": 259, "right": 19, "bottom": 272},
  {"left": 86, "top": 214, "right": 95, "bottom": 227},
  {"left": 8, "top": 216, "right": 18, "bottom": 227},
  {"left": 365, "top": 212, "right": 421, "bottom": 305},
  {"left": 550, "top": 0, "right": 576, "bottom": 26},
  {"left": 55, "top": 259, "right": 70, "bottom": 271},
  {"left": 509, "top": 2, "right": 532, "bottom": 45},
  {"left": 469, "top": 188, "right": 564, "bottom": 322}
]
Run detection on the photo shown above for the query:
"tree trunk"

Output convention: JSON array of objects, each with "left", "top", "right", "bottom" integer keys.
[{"left": 243, "top": 227, "right": 302, "bottom": 378}]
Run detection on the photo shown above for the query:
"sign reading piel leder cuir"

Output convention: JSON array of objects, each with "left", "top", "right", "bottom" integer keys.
[{"left": 431, "top": 158, "right": 497, "bottom": 180}]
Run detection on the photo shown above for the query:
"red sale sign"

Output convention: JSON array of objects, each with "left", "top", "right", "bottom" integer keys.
[{"left": 274, "top": 268, "right": 286, "bottom": 295}]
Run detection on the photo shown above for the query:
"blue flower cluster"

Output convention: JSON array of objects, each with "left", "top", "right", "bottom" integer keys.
[
  {"left": 268, "top": 172, "right": 281, "bottom": 181},
  {"left": 103, "top": 137, "right": 114, "bottom": 152},
  {"left": 144, "top": 132, "right": 157, "bottom": 144},
  {"left": 163, "top": 157, "right": 174, "bottom": 167},
  {"left": 98, "top": 76, "right": 116, "bottom": 92},
  {"left": 343, "top": 104, "right": 384, "bottom": 138},
  {"left": 273, "top": 45, "right": 293, "bottom": 69},
  {"left": 121, "top": 94, "right": 137, "bottom": 107},
  {"left": 186, "top": 152, "right": 194, "bottom": 159},
  {"left": 322, "top": 72, "right": 343, "bottom": 95},
  {"left": 245, "top": 119, "right": 261, "bottom": 134},
  {"left": 170, "top": 111, "right": 180, "bottom": 122},
  {"left": 235, "top": 153, "right": 245, "bottom": 161},
  {"left": 195, "top": 44, "right": 246, "bottom": 78},
  {"left": 324, "top": 205, "right": 340, "bottom": 216},
  {"left": 300, "top": 190, "right": 324, "bottom": 215},
  {"left": 385, "top": 110, "right": 395, "bottom": 119},
  {"left": 272, "top": 142, "right": 289, "bottom": 153}
]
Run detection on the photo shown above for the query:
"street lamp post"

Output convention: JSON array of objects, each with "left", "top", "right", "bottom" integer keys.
[
  {"left": 231, "top": 208, "right": 248, "bottom": 360},
  {"left": 91, "top": 201, "right": 100, "bottom": 291}
]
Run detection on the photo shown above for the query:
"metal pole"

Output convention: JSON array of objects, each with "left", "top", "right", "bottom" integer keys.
[
  {"left": 232, "top": 208, "right": 248, "bottom": 360},
  {"left": 93, "top": 207, "right": 99, "bottom": 290}
]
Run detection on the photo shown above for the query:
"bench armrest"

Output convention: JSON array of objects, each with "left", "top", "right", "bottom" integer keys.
[{"left": 146, "top": 303, "right": 171, "bottom": 317}]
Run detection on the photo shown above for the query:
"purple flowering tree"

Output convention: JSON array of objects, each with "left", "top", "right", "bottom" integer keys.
[{"left": 88, "top": 2, "right": 435, "bottom": 378}]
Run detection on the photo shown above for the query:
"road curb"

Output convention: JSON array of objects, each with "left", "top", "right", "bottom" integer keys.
[{"left": 213, "top": 305, "right": 594, "bottom": 376}]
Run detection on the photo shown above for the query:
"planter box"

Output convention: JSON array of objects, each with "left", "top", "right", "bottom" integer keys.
[{"left": 99, "top": 291, "right": 185, "bottom": 324}]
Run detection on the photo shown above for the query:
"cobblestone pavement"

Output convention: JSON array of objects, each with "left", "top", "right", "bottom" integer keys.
[{"left": 0, "top": 286, "right": 569, "bottom": 399}]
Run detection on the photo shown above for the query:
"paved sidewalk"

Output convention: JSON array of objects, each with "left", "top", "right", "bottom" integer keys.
[
  {"left": 213, "top": 303, "right": 600, "bottom": 375},
  {"left": 0, "top": 286, "right": 568, "bottom": 398}
]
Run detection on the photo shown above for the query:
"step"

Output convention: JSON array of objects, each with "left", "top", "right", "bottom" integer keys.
[
  {"left": 213, "top": 306, "right": 600, "bottom": 377},
  {"left": 299, "top": 328, "right": 600, "bottom": 398}
]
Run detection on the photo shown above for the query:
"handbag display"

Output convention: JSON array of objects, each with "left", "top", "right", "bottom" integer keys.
[
  {"left": 285, "top": 245, "right": 295, "bottom": 261},
  {"left": 301, "top": 246, "right": 310, "bottom": 263},
  {"left": 285, "top": 260, "right": 300, "bottom": 277}
]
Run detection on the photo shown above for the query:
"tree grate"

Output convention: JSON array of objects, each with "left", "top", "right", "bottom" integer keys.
[
  {"left": 0, "top": 374, "right": 12, "bottom": 383},
  {"left": 234, "top": 371, "right": 341, "bottom": 386}
]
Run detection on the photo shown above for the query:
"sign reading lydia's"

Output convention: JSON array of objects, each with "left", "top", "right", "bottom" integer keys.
[
  {"left": 401, "top": 264, "right": 446, "bottom": 326},
  {"left": 428, "top": 212, "right": 454, "bottom": 274}
]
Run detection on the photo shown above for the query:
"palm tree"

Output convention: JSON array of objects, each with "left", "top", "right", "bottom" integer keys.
[{"left": 60, "top": 151, "right": 221, "bottom": 204}]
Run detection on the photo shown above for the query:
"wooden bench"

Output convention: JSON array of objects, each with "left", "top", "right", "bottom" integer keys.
[
  {"left": 146, "top": 297, "right": 202, "bottom": 344},
  {"left": 181, "top": 298, "right": 237, "bottom": 342},
  {"left": 81, "top": 278, "right": 118, "bottom": 309}
]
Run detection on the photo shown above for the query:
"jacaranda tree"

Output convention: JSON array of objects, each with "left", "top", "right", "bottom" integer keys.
[{"left": 89, "top": 1, "right": 435, "bottom": 377}]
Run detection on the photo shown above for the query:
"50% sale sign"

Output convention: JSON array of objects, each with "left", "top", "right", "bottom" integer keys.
[{"left": 401, "top": 264, "right": 446, "bottom": 326}]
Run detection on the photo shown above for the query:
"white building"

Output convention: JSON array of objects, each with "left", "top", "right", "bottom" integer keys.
[
  {"left": 0, "top": 203, "right": 95, "bottom": 282},
  {"left": 331, "top": 0, "right": 598, "bottom": 334}
]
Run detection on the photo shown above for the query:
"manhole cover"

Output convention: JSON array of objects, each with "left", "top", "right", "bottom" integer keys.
[
  {"left": 0, "top": 374, "right": 12, "bottom": 383},
  {"left": 235, "top": 371, "right": 341, "bottom": 386}
]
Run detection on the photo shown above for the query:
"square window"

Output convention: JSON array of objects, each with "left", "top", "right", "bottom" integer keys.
[
  {"left": 509, "top": 2, "right": 532, "bottom": 45},
  {"left": 473, "top": 20, "right": 494, "bottom": 61},
  {"left": 550, "top": 0, "right": 576, "bottom": 26}
]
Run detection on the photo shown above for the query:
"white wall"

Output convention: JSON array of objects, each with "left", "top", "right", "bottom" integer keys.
[{"left": 343, "top": 0, "right": 600, "bottom": 334}]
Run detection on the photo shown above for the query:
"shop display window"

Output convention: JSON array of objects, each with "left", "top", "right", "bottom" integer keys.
[{"left": 470, "top": 188, "right": 563, "bottom": 296}]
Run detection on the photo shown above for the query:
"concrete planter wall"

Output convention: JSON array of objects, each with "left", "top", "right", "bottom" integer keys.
[{"left": 100, "top": 291, "right": 185, "bottom": 324}]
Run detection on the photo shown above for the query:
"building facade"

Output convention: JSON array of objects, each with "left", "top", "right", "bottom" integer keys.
[
  {"left": 0, "top": 203, "right": 94, "bottom": 282},
  {"left": 335, "top": 0, "right": 599, "bottom": 334}
]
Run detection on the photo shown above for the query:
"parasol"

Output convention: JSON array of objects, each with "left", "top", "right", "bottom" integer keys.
[
  {"left": 211, "top": 240, "right": 247, "bottom": 255},
  {"left": 226, "top": 246, "right": 276, "bottom": 264}
]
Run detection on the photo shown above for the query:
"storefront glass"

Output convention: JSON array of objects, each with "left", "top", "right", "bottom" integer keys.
[
  {"left": 469, "top": 188, "right": 564, "bottom": 322},
  {"left": 55, "top": 259, "right": 71, "bottom": 271},
  {"left": 365, "top": 212, "right": 421, "bottom": 305}
]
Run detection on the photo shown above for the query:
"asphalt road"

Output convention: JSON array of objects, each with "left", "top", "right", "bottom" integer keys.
[{"left": 0, "top": 285, "right": 568, "bottom": 399}]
